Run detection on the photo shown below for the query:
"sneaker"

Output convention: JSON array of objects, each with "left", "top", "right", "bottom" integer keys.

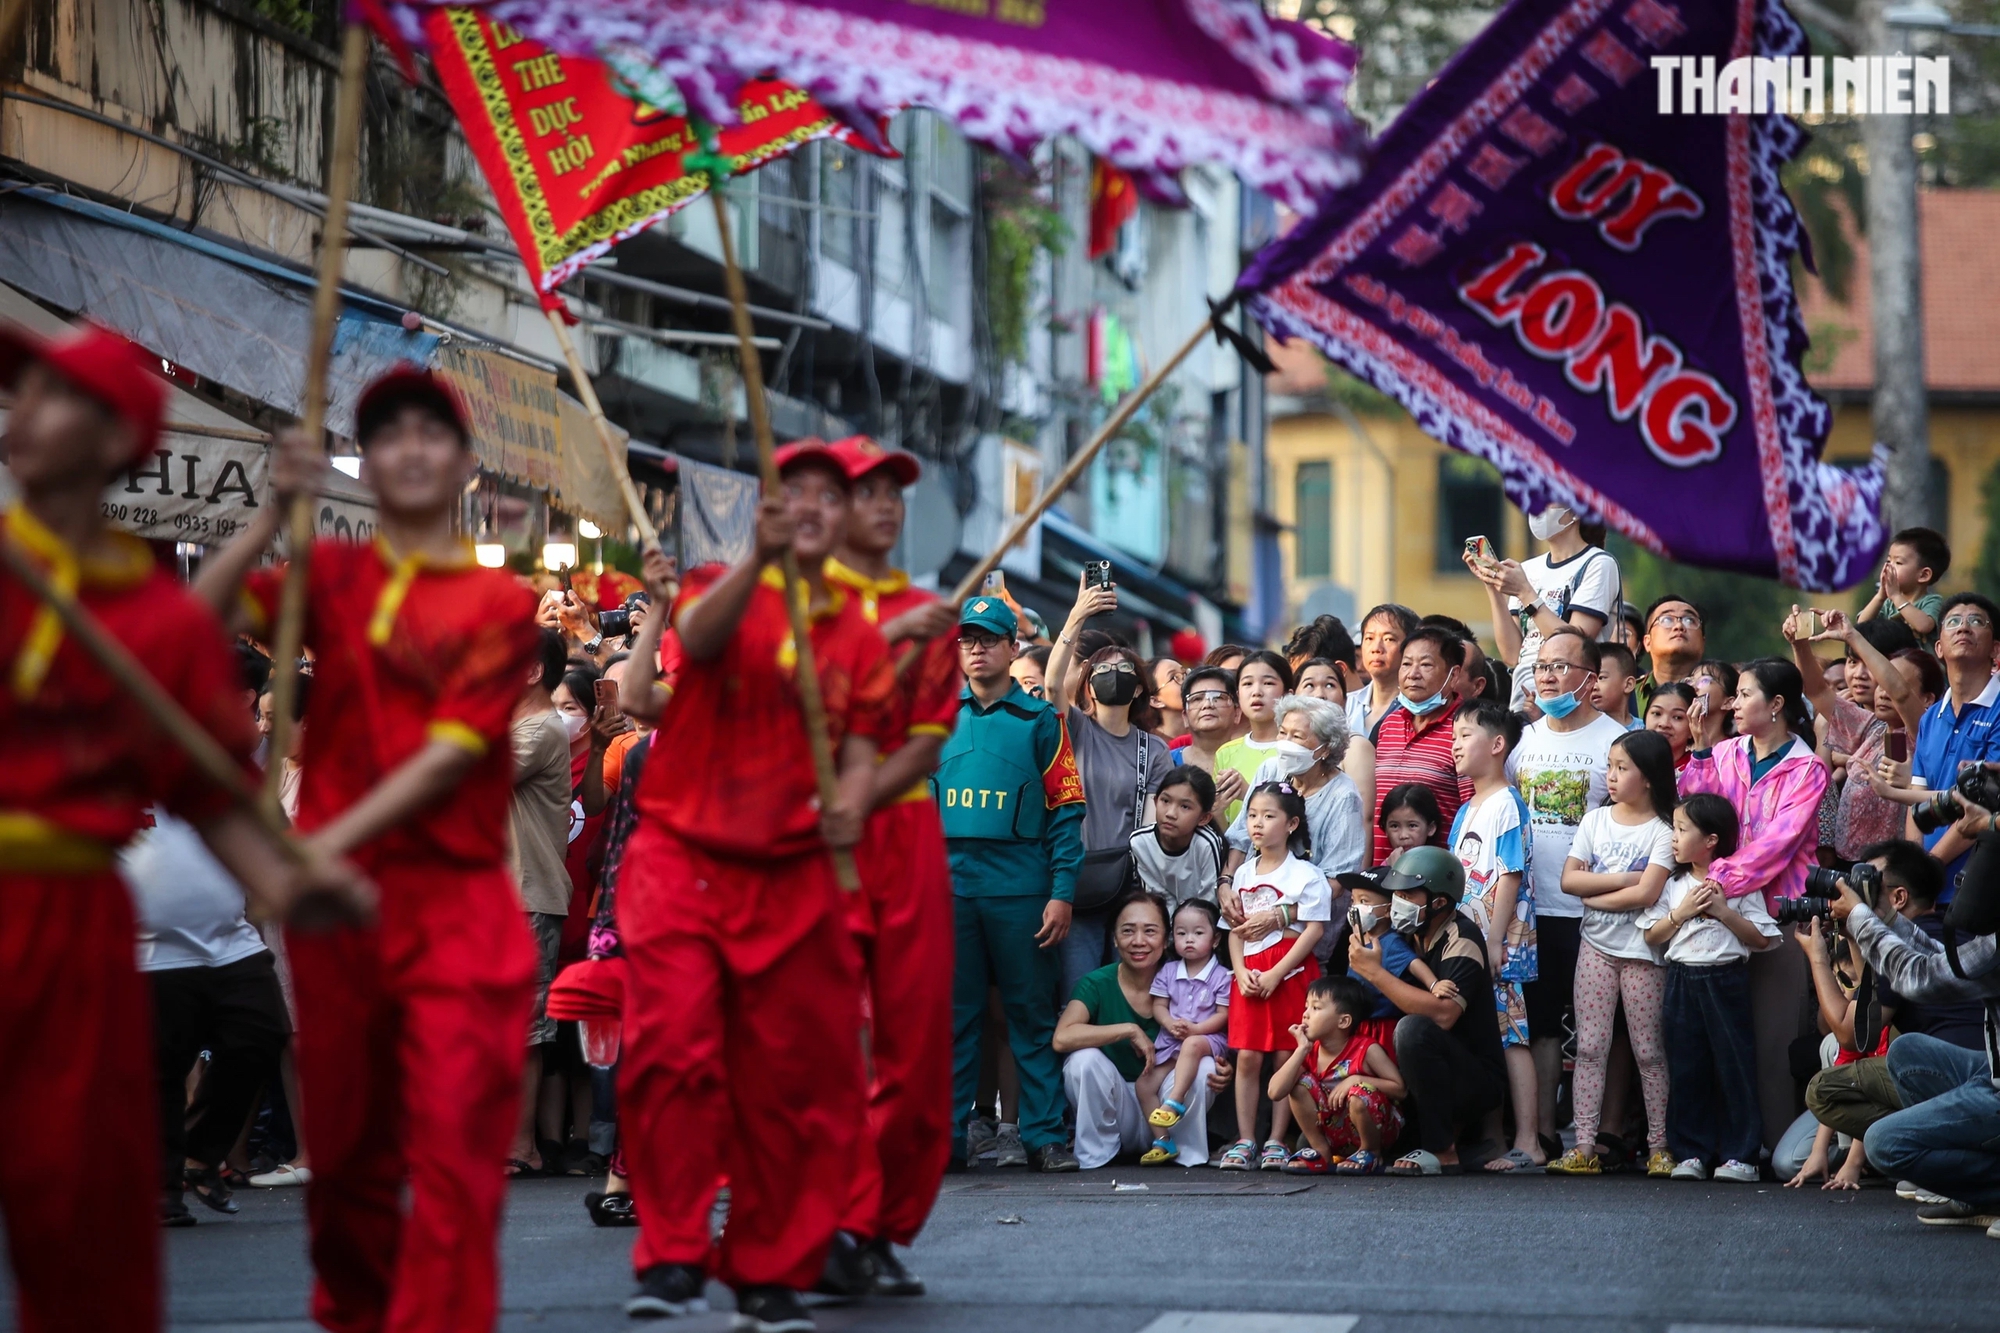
[
  {"left": 812, "top": 1230, "right": 873, "bottom": 1299},
  {"left": 1546, "top": 1148, "right": 1602, "bottom": 1175},
  {"left": 246, "top": 1163, "right": 312, "bottom": 1188},
  {"left": 1988, "top": 1219, "right": 2000, "bottom": 1241},
  {"left": 730, "top": 1286, "right": 814, "bottom": 1333},
  {"left": 992, "top": 1122, "right": 1028, "bottom": 1169},
  {"left": 866, "top": 1239, "right": 925, "bottom": 1297},
  {"left": 1913, "top": 1187, "right": 1952, "bottom": 1205},
  {"left": 1917, "top": 1200, "right": 2000, "bottom": 1228},
  {"left": 1714, "top": 1160, "right": 1759, "bottom": 1183},
  {"left": 1030, "top": 1142, "right": 1079, "bottom": 1172},
  {"left": 1897, "top": 1179, "right": 1924, "bottom": 1200},
  {"left": 626, "top": 1264, "right": 709, "bottom": 1319},
  {"left": 1670, "top": 1158, "right": 1709, "bottom": 1181},
  {"left": 965, "top": 1116, "right": 997, "bottom": 1163},
  {"left": 1645, "top": 1150, "right": 1676, "bottom": 1179}
]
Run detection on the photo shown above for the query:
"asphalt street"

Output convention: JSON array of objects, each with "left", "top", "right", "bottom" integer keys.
[{"left": 9, "top": 1167, "right": 1997, "bottom": 1333}]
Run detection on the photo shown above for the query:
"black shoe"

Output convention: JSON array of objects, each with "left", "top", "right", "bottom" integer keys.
[
  {"left": 1030, "top": 1143, "right": 1079, "bottom": 1173},
  {"left": 585, "top": 1190, "right": 639, "bottom": 1228},
  {"left": 161, "top": 1192, "right": 197, "bottom": 1228},
  {"left": 625, "top": 1263, "right": 709, "bottom": 1318},
  {"left": 731, "top": 1286, "right": 814, "bottom": 1332},
  {"left": 866, "top": 1238, "right": 925, "bottom": 1297},
  {"left": 187, "top": 1164, "right": 239, "bottom": 1215},
  {"left": 812, "top": 1229, "right": 873, "bottom": 1298}
]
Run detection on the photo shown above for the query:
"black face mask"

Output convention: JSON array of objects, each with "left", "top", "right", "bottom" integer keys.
[{"left": 1089, "top": 667, "right": 1140, "bottom": 706}]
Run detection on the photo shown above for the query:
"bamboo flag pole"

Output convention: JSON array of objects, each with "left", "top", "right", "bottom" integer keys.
[
  {"left": 708, "top": 187, "right": 860, "bottom": 893},
  {"left": 265, "top": 22, "right": 368, "bottom": 819},
  {"left": 0, "top": 537, "right": 294, "bottom": 847},
  {"left": 545, "top": 309, "right": 660, "bottom": 551},
  {"left": 890, "top": 313, "right": 1215, "bottom": 677}
]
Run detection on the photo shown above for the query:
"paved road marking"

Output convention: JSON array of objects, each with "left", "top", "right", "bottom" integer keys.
[
  {"left": 1137, "top": 1316, "right": 1360, "bottom": 1333},
  {"left": 1668, "top": 1325, "right": 1869, "bottom": 1333}
]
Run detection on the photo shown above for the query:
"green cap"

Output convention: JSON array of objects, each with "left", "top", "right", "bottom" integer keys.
[
  {"left": 959, "top": 596, "right": 1018, "bottom": 639},
  {"left": 1378, "top": 845, "right": 1466, "bottom": 903}
]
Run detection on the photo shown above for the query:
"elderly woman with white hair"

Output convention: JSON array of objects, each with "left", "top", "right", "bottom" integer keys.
[{"left": 1220, "top": 695, "right": 1368, "bottom": 954}]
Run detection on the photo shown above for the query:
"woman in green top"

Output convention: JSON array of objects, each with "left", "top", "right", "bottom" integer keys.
[
  {"left": 1214, "top": 651, "right": 1294, "bottom": 826},
  {"left": 1056, "top": 894, "right": 1229, "bottom": 1167}
]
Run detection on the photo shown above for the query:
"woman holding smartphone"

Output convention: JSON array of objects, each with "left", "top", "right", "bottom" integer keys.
[{"left": 1784, "top": 608, "right": 1919, "bottom": 862}]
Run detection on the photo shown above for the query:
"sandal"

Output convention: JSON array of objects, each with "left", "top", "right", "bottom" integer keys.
[
  {"left": 1259, "top": 1140, "right": 1289, "bottom": 1171},
  {"left": 1140, "top": 1140, "right": 1179, "bottom": 1165},
  {"left": 584, "top": 1191, "right": 639, "bottom": 1227},
  {"left": 1545, "top": 1148, "right": 1600, "bottom": 1175},
  {"left": 1147, "top": 1099, "right": 1188, "bottom": 1130},
  {"left": 1388, "top": 1149, "right": 1461, "bottom": 1176},
  {"left": 1218, "top": 1139, "right": 1255, "bottom": 1171},
  {"left": 187, "top": 1163, "right": 239, "bottom": 1215},
  {"left": 1336, "top": 1149, "right": 1386, "bottom": 1175},
  {"left": 1282, "top": 1147, "right": 1332, "bottom": 1174},
  {"left": 505, "top": 1158, "right": 541, "bottom": 1179},
  {"left": 1486, "top": 1148, "right": 1547, "bottom": 1174}
]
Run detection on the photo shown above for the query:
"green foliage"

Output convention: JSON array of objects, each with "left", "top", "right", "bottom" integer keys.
[
  {"left": 1323, "top": 364, "right": 1398, "bottom": 416},
  {"left": 980, "top": 154, "right": 1068, "bottom": 366},
  {"left": 1784, "top": 129, "right": 1865, "bottom": 306},
  {"left": 1610, "top": 535, "right": 1803, "bottom": 664},
  {"left": 1289, "top": 0, "right": 1502, "bottom": 128}
]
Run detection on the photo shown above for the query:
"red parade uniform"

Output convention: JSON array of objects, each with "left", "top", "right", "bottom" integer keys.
[
  {"left": 620, "top": 563, "right": 892, "bottom": 1290},
  {"left": 244, "top": 537, "right": 540, "bottom": 1333},
  {"left": 825, "top": 558, "right": 958, "bottom": 1247},
  {"left": 0, "top": 506, "right": 256, "bottom": 1333}
]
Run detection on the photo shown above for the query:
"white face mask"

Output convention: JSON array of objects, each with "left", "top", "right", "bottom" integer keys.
[
  {"left": 1528, "top": 505, "right": 1575, "bottom": 542},
  {"left": 1390, "top": 896, "right": 1426, "bottom": 934},
  {"left": 1272, "top": 739, "right": 1324, "bottom": 778},
  {"left": 1350, "top": 903, "right": 1387, "bottom": 934},
  {"left": 559, "top": 711, "right": 591, "bottom": 743}
]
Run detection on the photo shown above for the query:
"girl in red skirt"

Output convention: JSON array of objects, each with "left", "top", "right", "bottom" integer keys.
[{"left": 1219, "top": 781, "right": 1332, "bottom": 1170}]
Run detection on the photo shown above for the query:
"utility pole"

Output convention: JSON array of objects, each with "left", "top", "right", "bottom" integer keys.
[{"left": 1863, "top": 0, "right": 1931, "bottom": 532}]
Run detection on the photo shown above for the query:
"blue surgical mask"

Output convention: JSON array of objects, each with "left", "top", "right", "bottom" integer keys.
[
  {"left": 1399, "top": 690, "right": 1447, "bottom": 715},
  {"left": 1538, "top": 688, "right": 1583, "bottom": 720}
]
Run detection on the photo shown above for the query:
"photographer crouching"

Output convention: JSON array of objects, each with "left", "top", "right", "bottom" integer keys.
[{"left": 1828, "top": 771, "right": 2000, "bottom": 1238}]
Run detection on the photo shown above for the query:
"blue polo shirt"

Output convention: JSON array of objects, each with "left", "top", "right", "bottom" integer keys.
[{"left": 1911, "top": 671, "right": 2000, "bottom": 900}]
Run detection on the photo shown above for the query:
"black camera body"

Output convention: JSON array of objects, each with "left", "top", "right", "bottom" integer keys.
[
  {"left": 598, "top": 608, "right": 633, "bottom": 639},
  {"left": 1776, "top": 862, "right": 1883, "bottom": 927},
  {"left": 1913, "top": 765, "right": 2000, "bottom": 835}
]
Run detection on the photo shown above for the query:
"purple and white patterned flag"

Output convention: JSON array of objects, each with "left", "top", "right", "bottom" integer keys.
[
  {"left": 374, "top": 0, "right": 1365, "bottom": 215},
  {"left": 1239, "top": 0, "right": 1884, "bottom": 588}
]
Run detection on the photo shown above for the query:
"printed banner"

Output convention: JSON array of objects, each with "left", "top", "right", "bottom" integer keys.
[
  {"left": 386, "top": 0, "right": 1362, "bottom": 215},
  {"left": 426, "top": 7, "right": 889, "bottom": 294},
  {"left": 675, "top": 453, "right": 760, "bottom": 569},
  {"left": 433, "top": 342, "right": 563, "bottom": 490},
  {"left": 1239, "top": 0, "right": 1885, "bottom": 589}
]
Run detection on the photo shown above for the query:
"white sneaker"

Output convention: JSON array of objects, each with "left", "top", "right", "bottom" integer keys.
[
  {"left": 1714, "top": 1159, "right": 1760, "bottom": 1183},
  {"left": 1897, "top": 1179, "right": 1923, "bottom": 1200},
  {"left": 1670, "top": 1157, "right": 1709, "bottom": 1180}
]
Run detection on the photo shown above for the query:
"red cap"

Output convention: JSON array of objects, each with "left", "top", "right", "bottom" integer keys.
[
  {"left": 772, "top": 437, "right": 848, "bottom": 481},
  {"left": 0, "top": 322, "right": 166, "bottom": 462},
  {"left": 826, "top": 434, "right": 920, "bottom": 487},
  {"left": 355, "top": 365, "right": 469, "bottom": 446},
  {"left": 1169, "top": 628, "right": 1207, "bottom": 665}
]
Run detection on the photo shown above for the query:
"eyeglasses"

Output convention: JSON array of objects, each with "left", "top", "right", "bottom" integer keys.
[
  {"left": 1186, "top": 689, "right": 1231, "bottom": 705},
  {"left": 1531, "top": 660, "right": 1592, "bottom": 677},
  {"left": 957, "top": 631, "right": 1005, "bottom": 649},
  {"left": 1944, "top": 614, "right": 1992, "bottom": 630},
  {"left": 1091, "top": 663, "right": 1137, "bottom": 677},
  {"left": 1649, "top": 612, "right": 1702, "bottom": 630}
]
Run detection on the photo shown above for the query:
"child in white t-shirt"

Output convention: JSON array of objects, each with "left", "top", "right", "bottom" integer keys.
[
  {"left": 1552, "top": 730, "right": 1678, "bottom": 1176},
  {"left": 1219, "top": 782, "right": 1330, "bottom": 1172},
  {"left": 1639, "top": 793, "right": 1777, "bottom": 1183}
]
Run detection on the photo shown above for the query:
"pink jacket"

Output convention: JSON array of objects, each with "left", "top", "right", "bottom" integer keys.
[{"left": 1680, "top": 734, "right": 1829, "bottom": 915}]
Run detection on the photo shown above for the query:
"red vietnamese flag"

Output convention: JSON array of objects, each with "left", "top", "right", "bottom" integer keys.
[
  {"left": 1088, "top": 157, "right": 1137, "bottom": 261},
  {"left": 425, "top": 8, "right": 890, "bottom": 297}
]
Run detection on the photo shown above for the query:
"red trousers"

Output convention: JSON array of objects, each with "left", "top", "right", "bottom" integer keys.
[
  {"left": 288, "top": 864, "right": 536, "bottom": 1333},
  {"left": 839, "top": 798, "right": 954, "bottom": 1245},
  {"left": 618, "top": 823, "right": 864, "bottom": 1290},
  {"left": 0, "top": 870, "right": 157, "bottom": 1333}
]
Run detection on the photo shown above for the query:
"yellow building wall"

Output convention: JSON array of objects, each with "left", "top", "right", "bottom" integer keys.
[
  {"left": 1268, "top": 410, "right": 1529, "bottom": 646},
  {"left": 1822, "top": 404, "right": 2000, "bottom": 601}
]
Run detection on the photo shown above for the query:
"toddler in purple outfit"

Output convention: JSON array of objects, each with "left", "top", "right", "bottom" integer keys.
[{"left": 1139, "top": 899, "right": 1232, "bottom": 1164}]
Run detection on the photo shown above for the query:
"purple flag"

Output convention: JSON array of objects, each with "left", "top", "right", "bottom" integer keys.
[
  {"left": 1238, "top": 0, "right": 1884, "bottom": 589},
  {"left": 379, "top": 0, "right": 1363, "bottom": 214}
]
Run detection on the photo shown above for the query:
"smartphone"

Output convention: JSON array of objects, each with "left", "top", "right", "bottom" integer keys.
[
  {"left": 1463, "top": 535, "right": 1498, "bottom": 566},
  {"left": 593, "top": 677, "right": 620, "bottom": 713},
  {"left": 1084, "top": 559, "right": 1114, "bottom": 590},
  {"left": 1886, "top": 729, "right": 1909, "bottom": 763},
  {"left": 983, "top": 570, "right": 1007, "bottom": 594},
  {"left": 1799, "top": 609, "right": 1826, "bottom": 638}
]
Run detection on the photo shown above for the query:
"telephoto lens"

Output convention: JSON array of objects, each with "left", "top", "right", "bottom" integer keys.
[{"left": 1913, "top": 789, "right": 1966, "bottom": 836}]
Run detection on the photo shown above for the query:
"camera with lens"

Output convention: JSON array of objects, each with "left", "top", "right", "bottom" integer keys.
[
  {"left": 1774, "top": 862, "right": 1883, "bottom": 927},
  {"left": 1911, "top": 765, "right": 2000, "bottom": 835},
  {"left": 598, "top": 608, "right": 632, "bottom": 639}
]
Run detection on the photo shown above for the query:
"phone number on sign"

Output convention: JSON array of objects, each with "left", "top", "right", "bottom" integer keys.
[
  {"left": 173, "top": 513, "right": 243, "bottom": 540},
  {"left": 100, "top": 502, "right": 162, "bottom": 526}
]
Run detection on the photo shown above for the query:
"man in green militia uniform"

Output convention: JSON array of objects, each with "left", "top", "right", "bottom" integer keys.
[{"left": 937, "top": 597, "right": 1085, "bottom": 1173}]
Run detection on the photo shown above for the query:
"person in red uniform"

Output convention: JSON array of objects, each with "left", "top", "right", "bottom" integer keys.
[
  {"left": 614, "top": 441, "right": 891, "bottom": 1332},
  {"left": 0, "top": 322, "right": 369, "bottom": 1333},
  {"left": 196, "top": 368, "right": 542, "bottom": 1333},
  {"left": 822, "top": 435, "right": 958, "bottom": 1296}
]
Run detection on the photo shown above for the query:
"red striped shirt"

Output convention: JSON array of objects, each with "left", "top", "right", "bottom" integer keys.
[{"left": 1371, "top": 699, "right": 1475, "bottom": 863}]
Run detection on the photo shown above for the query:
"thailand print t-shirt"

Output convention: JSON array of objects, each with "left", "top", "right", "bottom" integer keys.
[{"left": 1507, "top": 712, "right": 1628, "bottom": 919}]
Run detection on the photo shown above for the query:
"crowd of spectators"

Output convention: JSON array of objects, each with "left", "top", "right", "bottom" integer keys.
[{"left": 148, "top": 506, "right": 2000, "bottom": 1246}]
